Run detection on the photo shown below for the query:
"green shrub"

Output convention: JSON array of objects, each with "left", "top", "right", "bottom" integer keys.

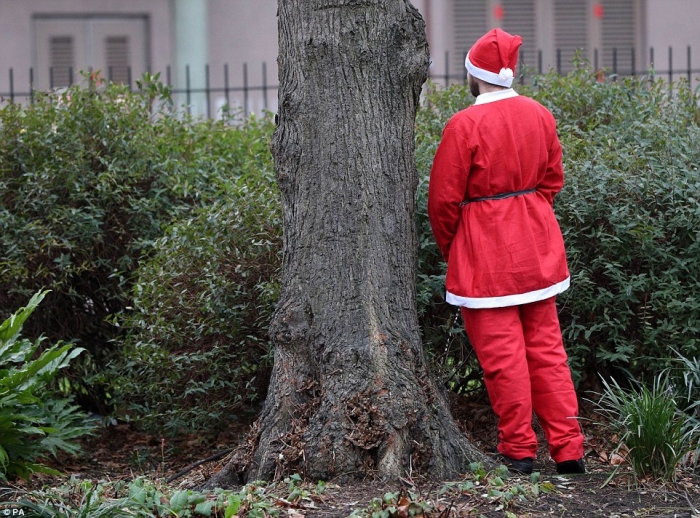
[
  {"left": 1, "top": 77, "right": 178, "bottom": 358},
  {"left": 105, "top": 117, "right": 279, "bottom": 435},
  {"left": 529, "top": 70, "right": 700, "bottom": 386},
  {"left": 665, "top": 349, "right": 700, "bottom": 471},
  {"left": 594, "top": 374, "right": 690, "bottom": 481},
  {"left": 0, "top": 76, "right": 277, "bottom": 409},
  {"left": 0, "top": 291, "right": 94, "bottom": 481}
]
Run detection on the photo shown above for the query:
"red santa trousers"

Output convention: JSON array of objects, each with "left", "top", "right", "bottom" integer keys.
[{"left": 460, "top": 296, "right": 584, "bottom": 463}]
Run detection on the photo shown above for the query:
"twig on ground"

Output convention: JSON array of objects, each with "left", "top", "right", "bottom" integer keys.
[
  {"left": 682, "top": 489, "right": 699, "bottom": 517},
  {"left": 165, "top": 449, "right": 233, "bottom": 484}
]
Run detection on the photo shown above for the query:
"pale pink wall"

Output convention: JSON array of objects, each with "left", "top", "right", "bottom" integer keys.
[
  {"left": 645, "top": 0, "right": 700, "bottom": 79},
  {"left": 0, "top": 0, "right": 171, "bottom": 96},
  {"left": 4, "top": 1, "right": 699, "bottom": 108},
  {"left": 207, "top": 0, "right": 278, "bottom": 114}
]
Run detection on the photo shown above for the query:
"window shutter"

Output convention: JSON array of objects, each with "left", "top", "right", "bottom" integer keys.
[
  {"left": 453, "top": 0, "right": 489, "bottom": 80},
  {"left": 553, "top": 0, "right": 587, "bottom": 73},
  {"left": 105, "top": 36, "right": 131, "bottom": 84},
  {"left": 49, "top": 36, "right": 74, "bottom": 87},
  {"left": 601, "top": 0, "right": 636, "bottom": 75},
  {"left": 501, "top": 0, "right": 537, "bottom": 72}
]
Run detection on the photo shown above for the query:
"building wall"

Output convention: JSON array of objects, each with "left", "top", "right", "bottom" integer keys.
[
  {"left": 0, "top": 0, "right": 171, "bottom": 95},
  {"left": 646, "top": 0, "right": 700, "bottom": 82},
  {"left": 208, "top": 0, "right": 278, "bottom": 114},
  {"left": 423, "top": 0, "right": 700, "bottom": 81},
  {"left": 2, "top": 1, "right": 700, "bottom": 111}
]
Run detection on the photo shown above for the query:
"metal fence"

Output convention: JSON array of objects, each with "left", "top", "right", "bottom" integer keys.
[
  {"left": 0, "top": 63, "right": 276, "bottom": 119},
  {"left": 2, "top": 46, "right": 699, "bottom": 118},
  {"left": 431, "top": 46, "right": 700, "bottom": 87}
]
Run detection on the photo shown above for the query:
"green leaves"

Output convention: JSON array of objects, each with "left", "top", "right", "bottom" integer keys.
[
  {"left": 548, "top": 74, "right": 700, "bottom": 385},
  {"left": 105, "top": 115, "right": 278, "bottom": 436},
  {"left": 0, "top": 291, "right": 47, "bottom": 346},
  {"left": 594, "top": 373, "right": 690, "bottom": 481},
  {"left": 0, "top": 291, "right": 94, "bottom": 481},
  {"left": 1, "top": 75, "right": 277, "bottom": 414},
  {"left": 12, "top": 475, "right": 331, "bottom": 517}
]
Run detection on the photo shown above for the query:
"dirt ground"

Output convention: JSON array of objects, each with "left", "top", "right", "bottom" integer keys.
[{"left": 10, "top": 393, "right": 700, "bottom": 517}]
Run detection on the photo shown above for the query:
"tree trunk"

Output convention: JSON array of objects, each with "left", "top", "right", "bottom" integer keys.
[{"left": 207, "top": 0, "right": 489, "bottom": 486}]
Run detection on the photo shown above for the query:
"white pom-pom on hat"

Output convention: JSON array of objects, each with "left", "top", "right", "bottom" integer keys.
[{"left": 498, "top": 68, "right": 514, "bottom": 81}]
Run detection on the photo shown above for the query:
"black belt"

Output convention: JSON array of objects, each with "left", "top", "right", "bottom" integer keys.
[{"left": 460, "top": 188, "right": 537, "bottom": 207}]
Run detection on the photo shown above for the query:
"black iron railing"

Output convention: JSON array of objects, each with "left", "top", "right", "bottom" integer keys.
[{"left": 2, "top": 46, "right": 699, "bottom": 118}]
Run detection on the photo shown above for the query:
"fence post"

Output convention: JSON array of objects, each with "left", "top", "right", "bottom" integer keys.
[
  {"left": 243, "top": 62, "right": 249, "bottom": 118},
  {"left": 594, "top": 48, "right": 598, "bottom": 72},
  {"left": 688, "top": 45, "right": 692, "bottom": 84},
  {"left": 613, "top": 48, "right": 618, "bottom": 79},
  {"left": 538, "top": 49, "right": 542, "bottom": 75},
  {"left": 186, "top": 64, "right": 192, "bottom": 115},
  {"left": 205, "top": 64, "right": 211, "bottom": 119},
  {"left": 649, "top": 46, "right": 655, "bottom": 85},
  {"left": 444, "top": 50, "right": 449, "bottom": 86},
  {"left": 668, "top": 46, "right": 673, "bottom": 84},
  {"left": 556, "top": 48, "right": 561, "bottom": 75},
  {"left": 263, "top": 62, "right": 268, "bottom": 111},
  {"left": 631, "top": 47, "right": 635, "bottom": 76},
  {"left": 9, "top": 68, "right": 14, "bottom": 102},
  {"left": 29, "top": 67, "right": 34, "bottom": 104},
  {"left": 518, "top": 49, "right": 524, "bottom": 85},
  {"left": 224, "top": 63, "right": 230, "bottom": 113},
  {"left": 463, "top": 52, "right": 468, "bottom": 84}
]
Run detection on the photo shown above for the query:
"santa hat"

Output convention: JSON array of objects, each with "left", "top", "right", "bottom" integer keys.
[{"left": 465, "top": 28, "right": 523, "bottom": 88}]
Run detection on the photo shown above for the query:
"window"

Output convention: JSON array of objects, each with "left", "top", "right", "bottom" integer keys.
[
  {"left": 105, "top": 36, "right": 131, "bottom": 84},
  {"left": 449, "top": 1, "right": 641, "bottom": 80},
  {"left": 452, "top": 0, "right": 537, "bottom": 79},
  {"left": 553, "top": 0, "right": 587, "bottom": 73},
  {"left": 453, "top": 0, "right": 489, "bottom": 79},
  {"left": 34, "top": 16, "right": 148, "bottom": 91},
  {"left": 500, "top": 0, "right": 537, "bottom": 71},
  {"left": 601, "top": 0, "right": 636, "bottom": 74},
  {"left": 49, "top": 36, "right": 75, "bottom": 87}
]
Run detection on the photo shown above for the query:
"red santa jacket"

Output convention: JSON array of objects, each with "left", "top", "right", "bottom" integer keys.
[{"left": 428, "top": 89, "right": 570, "bottom": 308}]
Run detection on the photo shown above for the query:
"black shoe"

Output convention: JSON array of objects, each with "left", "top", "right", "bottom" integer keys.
[
  {"left": 556, "top": 458, "right": 586, "bottom": 474},
  {"left": 494, "top": 453, "right": 534, "bottom": 474}
]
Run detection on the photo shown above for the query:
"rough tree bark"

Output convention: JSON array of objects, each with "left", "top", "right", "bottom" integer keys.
[{"left": 206, "top": 0, "right": 489, "bottom": 486}]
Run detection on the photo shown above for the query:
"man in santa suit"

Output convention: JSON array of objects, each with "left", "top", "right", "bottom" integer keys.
[{"left": 428, "top": 28, "right": 585, "bottom": 475}]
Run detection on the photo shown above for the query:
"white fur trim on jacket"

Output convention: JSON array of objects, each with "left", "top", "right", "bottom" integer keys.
[
  {"left": 474, "top": 89, "right": 519, "bottom": 105},
  {"left": 446, "top": 277, "right": 570, "bottom": 308}
]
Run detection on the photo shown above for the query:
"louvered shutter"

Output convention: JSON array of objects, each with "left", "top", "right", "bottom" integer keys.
[
  {"left": 453, "top": 0, "right": 489, "bottom": 80},
  {"left": 49, "top": 36, "right": 74, "bottom": 87},
  {"left": 554, "top": 0, "right": 588, "bottom": 73},
  {"left": 105, "top": 36, "right": 131, "bottom": 84},
  {"left": 601, "top": 0, "right": 636, "bottom": 75},
  {"left": 500, "top": 0, "right": 537, "bottom": 72}
]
